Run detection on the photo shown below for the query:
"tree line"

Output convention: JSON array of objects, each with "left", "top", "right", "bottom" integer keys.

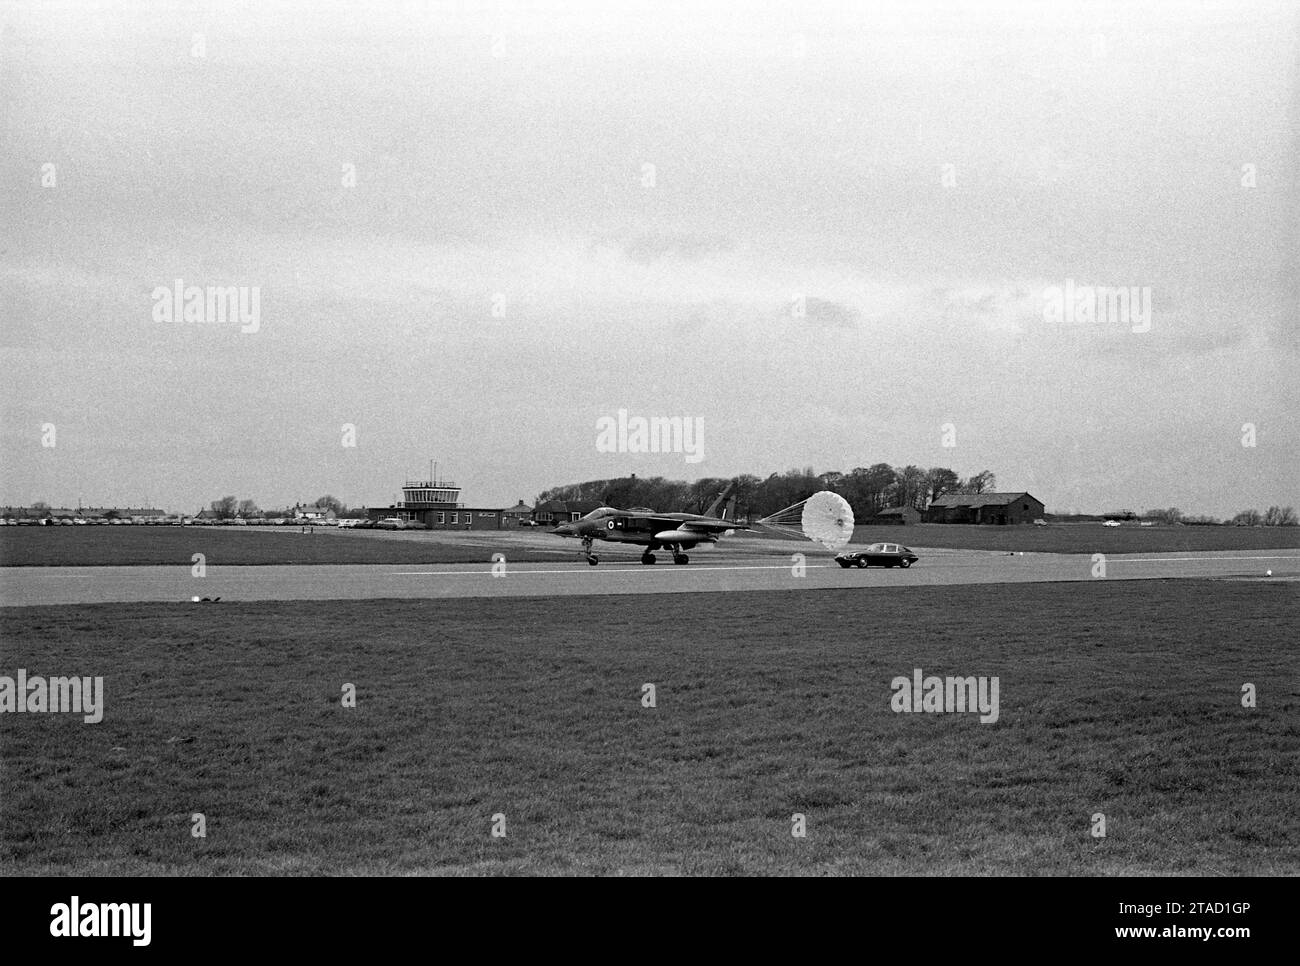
[
  {"left": 536, "top": 466, "right": 999, "bottom": 522},
  {"left": 206, "top": 495, "right": 351, "bottom": 519},
  {"left": 1137, "top": 506, "right": 1296, "bottom": 526},
  {"left": 1228, "top": 506, "right": 1297, "bottom": 526}
]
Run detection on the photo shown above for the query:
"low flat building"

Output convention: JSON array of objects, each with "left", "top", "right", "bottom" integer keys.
[
  {"left": 873, "top": 506, "right": 922, "bottom": 525},
  {"left": 926, "top": 492, "right": 1046, "bottom": 525},
  {"left": 533, "top": 498, "right": 604, "bottom": 526},
  {"left": 369, "top": 479, "right": 506, "bottom": 530}
]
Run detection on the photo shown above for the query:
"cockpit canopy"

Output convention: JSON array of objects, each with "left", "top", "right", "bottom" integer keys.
[{"left": 581, "top": 507, "right": 619, "bottom": 520}]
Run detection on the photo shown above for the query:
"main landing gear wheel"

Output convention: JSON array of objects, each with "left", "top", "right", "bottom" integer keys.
[
  {"left": 641, "top": 552, "right": 657, "bottom": 565},
  {"left": 672, "top": 553, "right": 689, "bottom": 565}
]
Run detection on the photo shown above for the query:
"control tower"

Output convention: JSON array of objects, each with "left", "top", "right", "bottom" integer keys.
[{"left": 399, "top": 478, "right": 462, "bottom": 507}]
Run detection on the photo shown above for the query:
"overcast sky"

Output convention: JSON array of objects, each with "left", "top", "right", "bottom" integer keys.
[{"left": 2, "top": 0, "right": 1296, "bottom": 516}]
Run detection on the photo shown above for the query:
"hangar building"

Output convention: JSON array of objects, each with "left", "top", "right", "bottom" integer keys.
[
  {"left": 873, "top": 506, "right": 922, "bottom": 525},
  {"left": 926, "top": 492, "right": 1046, "bottom": 525}
]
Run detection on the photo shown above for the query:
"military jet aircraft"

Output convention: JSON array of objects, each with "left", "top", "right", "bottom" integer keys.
[{"left": 552, "top": 484, "right": 746, "bottom": 565}]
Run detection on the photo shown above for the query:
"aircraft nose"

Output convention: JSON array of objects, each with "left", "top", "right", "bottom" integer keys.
[{"left": 553, "top": 523, "right": 574, "bottom": 536}]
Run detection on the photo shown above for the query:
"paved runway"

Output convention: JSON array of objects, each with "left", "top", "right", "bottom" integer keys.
[{"left": 1, "top": 549, "right": 1296, "bottom": 605}]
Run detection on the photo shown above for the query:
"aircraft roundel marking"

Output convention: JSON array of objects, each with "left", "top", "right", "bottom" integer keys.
[{"left": 607, "top": 520, "right": 616, "bottom": 529}]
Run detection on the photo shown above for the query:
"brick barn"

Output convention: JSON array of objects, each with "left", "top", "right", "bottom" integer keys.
[
  {"left": 926, "top": 492, "right": 1045, "bottom": 525},
  {"left": 872, "top": 506, "right": 922, "bottom": 525}
]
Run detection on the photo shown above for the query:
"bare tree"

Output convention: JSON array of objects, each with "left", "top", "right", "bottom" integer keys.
[
  {"left": 1146, "top": 507, "right": 1183, "bottom": 525},
  {"left": 211, "top": 495, "right": 238, "bottom": 519},
  {"left": 925, "top": 468, "right": 960, "bottom": 505},
  {"left": 896, "top": 465, "right": 927, "bottom": 509},
  {"left": 314, "top": 495, "right": 346, "bottom": 514}
]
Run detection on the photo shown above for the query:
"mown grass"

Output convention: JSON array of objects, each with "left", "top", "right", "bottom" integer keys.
[
  {"left": 1, "top": 580, "right": 1294, "bottom": 876},
  {"left": 844, "top": 523, "right": 1300, "bottom": 555},
  {"left": 0, "top": 527, "right": 564, "bottom": 568},
  {"left": 3, "top": 523, "right": 1296, "bottom": 568}
]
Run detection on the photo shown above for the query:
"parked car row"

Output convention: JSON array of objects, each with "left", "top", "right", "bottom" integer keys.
[
  {"left": 0, "top": 517, "right": 185, "bottom": 526},
  {"left": 0, "top": 517, "right": 375, "bottom": 527}
]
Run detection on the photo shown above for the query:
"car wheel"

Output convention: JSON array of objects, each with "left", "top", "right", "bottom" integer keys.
[
  {"left": 857, "top": 558, "right": 868, "bottom": 568},
  {"left": 900, "top": 559, "right": 911, "bottom": 568}
]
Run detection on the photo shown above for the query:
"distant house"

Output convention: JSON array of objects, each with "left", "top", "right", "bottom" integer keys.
[
  {"left": 873, "top": 506, "right": 921, "bottom": 526},
  {"left": 926, "top": 492, "right": 1045, "bottom": 525},
  {"left": 501, "top": 500, "right": 535, "bottom": 526},
  {"left": 532, "top": 499, "right": 604, "bottom": 525},
  {"left": 291, "top": 503, "right": 336, "bottom": 521}
]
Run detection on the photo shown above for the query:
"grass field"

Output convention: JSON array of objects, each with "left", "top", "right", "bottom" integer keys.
[
  {"left": 3, "top": 522, "right": 1297, "bottom": 568},
  {"left": 845, "top": 523, "right": 1300, "bottom": 554},
  {"left": 2, "top": 580, "right": 1294, "bottom": 875},
  {"left": 0, "top": 527, "right": 564, "bottom": 568}
]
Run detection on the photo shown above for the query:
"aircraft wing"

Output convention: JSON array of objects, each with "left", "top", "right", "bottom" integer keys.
[
  {"left": 640, "top": 514, "right": 745, "bottom": 533},
  {"left": 674, "top": 519, "right": 739, "bottom": 532}
]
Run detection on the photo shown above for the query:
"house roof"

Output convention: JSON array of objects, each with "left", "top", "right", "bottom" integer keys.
[
  {"left": 929, "top": 491, "right": 1039, "bottom": 509},
  {"left": 535, "top": 499, "right": 603, "bottom": 515}
]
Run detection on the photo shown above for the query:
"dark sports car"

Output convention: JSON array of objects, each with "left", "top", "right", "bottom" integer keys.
[{"left": 835, "top": 542, "right": 919, "bottom": 569}]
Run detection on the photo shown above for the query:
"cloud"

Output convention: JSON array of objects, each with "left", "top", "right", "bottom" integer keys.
[
  {"left": 617, "top": 233, "right": 737, "bottom": 264},
  {"left": 800, "top": 297, "right": 860, "bottom": 329}
]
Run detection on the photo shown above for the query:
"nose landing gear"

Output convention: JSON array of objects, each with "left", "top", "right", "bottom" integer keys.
[{"left": 581, "top": 536, "right": 599, "bottom": 566}]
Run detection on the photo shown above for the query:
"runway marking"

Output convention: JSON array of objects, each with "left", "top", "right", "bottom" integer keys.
[
  {"left": 389, "top": 554, "right": 1298, "bottom": 577},
  {"left": 390, "top": 564, "right": 836, "bottom": 576},
  {"left": 1107, "top": 555, "right": 1298, "bottom": 563}
]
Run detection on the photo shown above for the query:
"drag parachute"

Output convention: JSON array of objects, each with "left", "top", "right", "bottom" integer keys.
[{"left": 758, "top": 490, "right": 855, "bottom": 551}]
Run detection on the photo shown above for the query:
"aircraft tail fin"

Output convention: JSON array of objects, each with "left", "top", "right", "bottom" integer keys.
[{"left": 703, "top": 482, "right": 737, "bottom": 519}]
